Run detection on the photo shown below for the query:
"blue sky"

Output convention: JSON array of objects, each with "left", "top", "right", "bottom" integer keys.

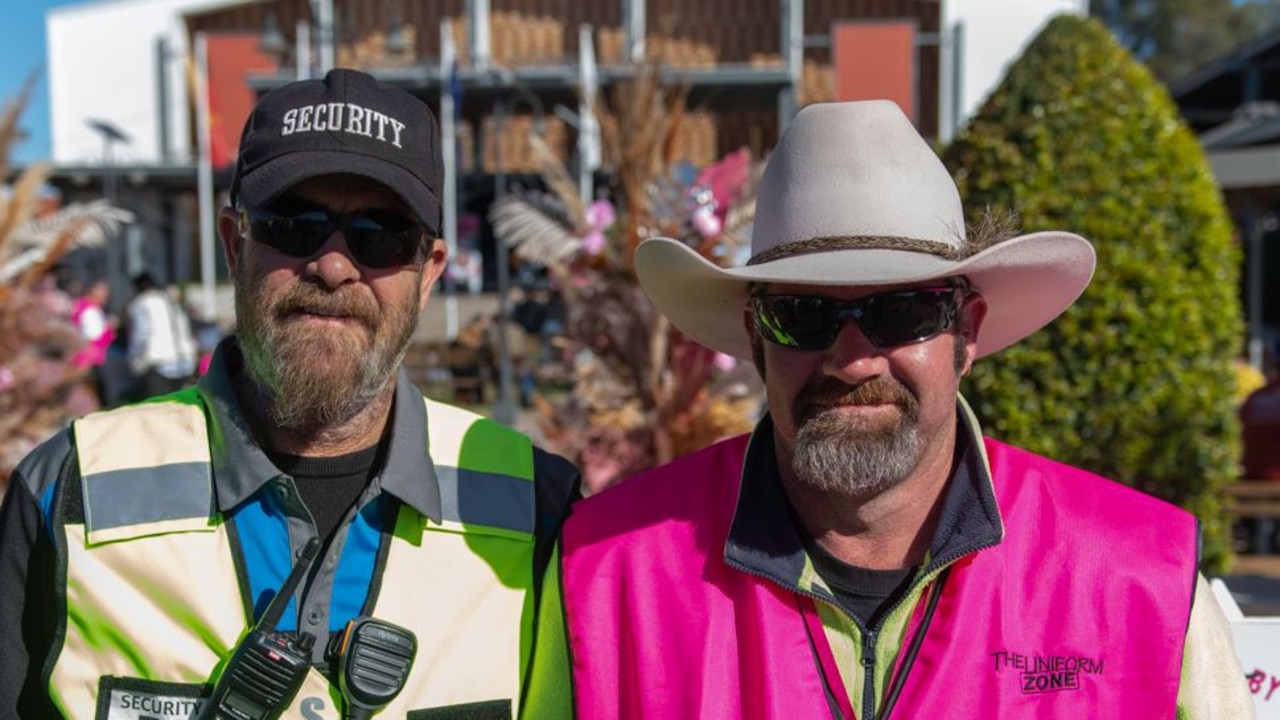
[{"left": 1, "top": 0, "right": 85, "bottom": 164}]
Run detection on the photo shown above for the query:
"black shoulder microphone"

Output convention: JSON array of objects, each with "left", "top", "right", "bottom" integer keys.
[
  {"left": 333, "top": 617, "right": 417, "bottom": 720},
  {"left": 198, "top": 537, "right": 321, "bottom": 720}
]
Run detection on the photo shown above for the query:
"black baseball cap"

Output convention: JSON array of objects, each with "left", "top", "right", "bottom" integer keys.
[{"left": 230, "top": 68, "right": 443, "bottom": 235}]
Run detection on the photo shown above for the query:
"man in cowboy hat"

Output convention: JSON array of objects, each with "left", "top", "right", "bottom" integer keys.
[{"left": 533, "top": 101, "right": 1251, "bottom": 718}]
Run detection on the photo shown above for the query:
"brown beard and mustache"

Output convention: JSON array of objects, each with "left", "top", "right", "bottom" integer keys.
[
  {"left": 790, "top": 375, "right": 923, "bottom": 497},
  {"left": 235, "top": 271, "right": 419, "bottom": 431}
]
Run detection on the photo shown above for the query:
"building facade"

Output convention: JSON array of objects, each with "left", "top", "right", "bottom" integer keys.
[{"left": 43, "top": 0, "right": 1081, "bottom": 314}]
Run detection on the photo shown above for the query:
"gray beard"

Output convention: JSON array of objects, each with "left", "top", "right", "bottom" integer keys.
[
  {"left": 235, "top": 280, "right": 416, "bottom": 431},
  {"left": 790, "top": 406, "right": 922, "bottom": 497}
]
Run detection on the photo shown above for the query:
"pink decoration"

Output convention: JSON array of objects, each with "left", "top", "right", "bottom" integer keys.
[
  {"left": 693, "top": 148, "right": 751, "bottom": 220},
  {"left": 585, "top": 199, "right": 617, "bottom": 231},
  {"left": 581, "top": 231, "right": 607, "bottom": 256},
  {"left": 692, "top": 206, "right": 722, "bottom": 238},
  {"left": 713, "top": 352, "right": 736, "bottom": 372}
]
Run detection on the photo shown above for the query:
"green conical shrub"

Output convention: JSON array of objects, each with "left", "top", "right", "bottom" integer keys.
[{"left": 943, "top": 14, "right": 1242, "bottom": 572}]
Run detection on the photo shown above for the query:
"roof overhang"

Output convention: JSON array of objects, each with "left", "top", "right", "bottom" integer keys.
[{"left": 1208, "top": 144, "right": 1280, "bottom": 189}]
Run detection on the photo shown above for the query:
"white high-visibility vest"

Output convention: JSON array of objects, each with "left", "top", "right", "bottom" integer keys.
[{"left": 48, "top": 391, "right": 538, "bottom": 720}]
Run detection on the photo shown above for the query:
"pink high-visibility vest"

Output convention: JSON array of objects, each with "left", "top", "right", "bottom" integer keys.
[{"left": 561, "top": 434, "right": 1196, "bottom": 719}]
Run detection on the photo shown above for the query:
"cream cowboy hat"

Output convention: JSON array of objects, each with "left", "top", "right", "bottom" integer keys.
[{"left": 635, "top": 100, "right": 1096, "bottom": 360}]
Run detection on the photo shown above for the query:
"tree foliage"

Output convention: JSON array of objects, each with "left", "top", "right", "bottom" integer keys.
[
  {"left": 1090, "top": 0, "right": 1280, "bottom": 82},
  {"left": 943, "top": 15, "right": 1242, "bottom": 571}
]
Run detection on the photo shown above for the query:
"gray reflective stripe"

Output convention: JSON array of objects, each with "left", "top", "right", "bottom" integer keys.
[
  {"left": 83, "top": 462, "right": 213, "bottom": 531},
  {"left": 436, "top": 466, "right": 534, "bottom": 534}
]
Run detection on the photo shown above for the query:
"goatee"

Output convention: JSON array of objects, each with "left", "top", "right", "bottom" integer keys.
[{"left": 790, "top": 376, "right": 921, "bottom": 497}]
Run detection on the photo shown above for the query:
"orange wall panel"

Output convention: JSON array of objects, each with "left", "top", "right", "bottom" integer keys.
[
  {"left": 205, "top": 33, "right": 278, "bottom": 168},
  {"left": 832, "top": 20, "right": 916, "bottom": 122}
]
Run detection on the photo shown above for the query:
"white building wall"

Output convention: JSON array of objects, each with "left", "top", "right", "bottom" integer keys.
[
  {"left": 46, "top": 0, "right": 247, "bottom": 167},
  {"left": 945, "top": 0, "right": 1088, "bottom": 137}
]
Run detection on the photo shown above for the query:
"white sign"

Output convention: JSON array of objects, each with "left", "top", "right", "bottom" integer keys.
[{"left": 1213, "top": 579, "right": 1280, "bottom": 717}]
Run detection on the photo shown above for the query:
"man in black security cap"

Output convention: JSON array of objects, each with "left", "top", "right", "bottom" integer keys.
[{"left": 0, "top": 68, "right": 580, "bottom": 719}]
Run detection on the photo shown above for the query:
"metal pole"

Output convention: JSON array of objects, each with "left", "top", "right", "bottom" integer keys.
[
  {"left": 469, "top": 0, "right": 491, "bottom": 72},
  {"left": 103, "top": 135, "right": 122, "bottom": 311},
  {"left": 315, "top": 0, "right": 335, "bottom": 74},
  {"left": 155, "top": 37, "right": 170, "bottom": 164},
  {"left": 441, "top": 21, "right": 459, "bottom": 340},
  {"left": 1249, "top": 213, "right": 1277, "bottom": 371},
  {"left": 491, "top": 99, "right": 515, "bottom": 426},
  {"left": 297, "top": 20, "right": 312, "bottom": 80},
  {"left": 194, "top": 33, "right": 217, "bottom": 321},
  {"left": 578, "top": 24, "right": 600, "bottom": 205},
  {"left": 938, "top": 23, "right": 954, "bottom": 144},
  {"left": 624, "top": 0, "right": 646, "bottom": 63},
  {"left": 951, "top": 20, "right": 966, "bottom": 137},
  {"left": 779, "top": 0, "right": 804, "bottom": 131}
]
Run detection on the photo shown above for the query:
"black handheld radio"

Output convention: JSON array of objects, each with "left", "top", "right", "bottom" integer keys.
[{"left": 198, "top": 537, "right": 321, "bottom": 720}]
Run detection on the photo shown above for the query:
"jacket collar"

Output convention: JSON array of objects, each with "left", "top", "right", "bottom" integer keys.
[
  {"left": 724, "top": 397, "right": 1004, "bottom": 594},
  {"left": 197, "top": 338, "right": 443, "bottom": 523}
]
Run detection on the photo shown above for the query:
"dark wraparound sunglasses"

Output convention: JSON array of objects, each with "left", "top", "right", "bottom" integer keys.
[
  {"left": 751, "top": 287, "right": 965, "bottom": 351},
  {"left": 241, "top": 207, "right": 428, "bottom": 269}
]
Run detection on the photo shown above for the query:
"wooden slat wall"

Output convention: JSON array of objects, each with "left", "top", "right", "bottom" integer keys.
[{"left": 185, "top": 0, "right": 938, "bottom": 165}]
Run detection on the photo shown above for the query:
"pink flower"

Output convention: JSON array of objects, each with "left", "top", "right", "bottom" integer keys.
[
  {"left": 581, "top": 231, "right": 607, "bottom": 256},
  {"left": 693, "top": 206, "right": 722, "bottom": 238},
  {"left": 585, "top": 199, "right": 617, "bottom": 231},
  {"left": 713, "top": 352, "right": 736, "bottom": 372},
  {"left": 0, "top": 366, "right": 13, "bottom": 392}
]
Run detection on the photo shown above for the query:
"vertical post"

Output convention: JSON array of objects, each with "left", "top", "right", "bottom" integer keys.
[
  {"left": 297, "top": 20, "right": 313, "bottom": 80},
  {"left": 578, "top": 24, "right": 600, "bottom": 205},
  {"left": 624, "top": 0, "right": 646, "bottom": 63},
  {"left": 938, "top": 23, "right": 954, "bottom": 144},
  {"left": 1249, "top": 213, "right": 1276, "bottom": 371},
  {"left": 469, "top": 0, "right": 491, "bottom": 73},
  {"left": 155, "top": 37, "right": 170, "bottom": 164},
  {"left": 102, "top": 137, "right": 117, "bottom": 206},
  {"left": 491, "top": 98, "right": 515, "bottom": 426},
  {"left": 440, "top": 21, "right": 460, "bottom": 340},
  {"left": 102, "top": 134, "right": 122, "bottom": 311},
  {"left": 779, "top": 0, "right": 803, "bottom": 132},
  {"left": 316, "top": 0, "right": 335, "bottom": 74},
  {"left": 194, "top": 33, "right": 217, "bottom": 321},
  {"left": 950, "top": 20, "right": 965, "bottom": 138}
]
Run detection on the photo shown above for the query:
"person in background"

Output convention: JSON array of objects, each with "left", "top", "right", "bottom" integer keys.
[
  {"left": 69, "top": 279, "right": 115, "bottom": 406},
  {"left": 124, "top": 271, "right": 197, "bottom": 399},
  {"left": 538, "top": 100, "right": 1252, "bottom": 718},
  {"left": 1241, "top": 342, "right": 1280, "bottom": 482},
  {"left": 70, "top": 281, "right": 113, "bottom": 368},
  {"left": 447, "top": 246, "right": 484, "bottom": 295},
  {"left": 0, "top": 68, "right": 579, "bottom": 719}
]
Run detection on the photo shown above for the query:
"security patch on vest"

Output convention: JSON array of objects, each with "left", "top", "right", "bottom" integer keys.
[
  {"left": 95, "top": 677, "right": 207, "bottom": 720},
  {"left": 990, "top": 650, "right": 1105, "bottom": 695}
]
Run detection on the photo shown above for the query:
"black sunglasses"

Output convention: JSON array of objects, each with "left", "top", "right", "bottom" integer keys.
[
  {"left": 240, "top": 206, "right": 427, "bottom": 269},
  {"left": 751, "top": 287, "right": 964, "bottom": 351}
]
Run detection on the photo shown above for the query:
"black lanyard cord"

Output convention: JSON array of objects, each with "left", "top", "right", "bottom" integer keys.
[
  {"left": 797, "top": 565, "right": 952, "bottom": 720},
  {"left": 798, "top": 593, "right": 850, "bottom": 720},
  {"left": 877, "top": 566, "right": 952, "bottom": 719}
]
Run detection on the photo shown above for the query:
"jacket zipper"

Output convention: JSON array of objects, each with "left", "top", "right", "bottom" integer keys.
[
  {"left": 729, "top": 530, "right": 999, "bottom": 720},
  {"left": 861, "top": 627, "right": 878, "bottom": 720},
  {"left": 725, "top": 555, "right": 892, "bottom": 719},
  {"left": 862, "top": 538, "right": 998, "bottom": 719}
]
